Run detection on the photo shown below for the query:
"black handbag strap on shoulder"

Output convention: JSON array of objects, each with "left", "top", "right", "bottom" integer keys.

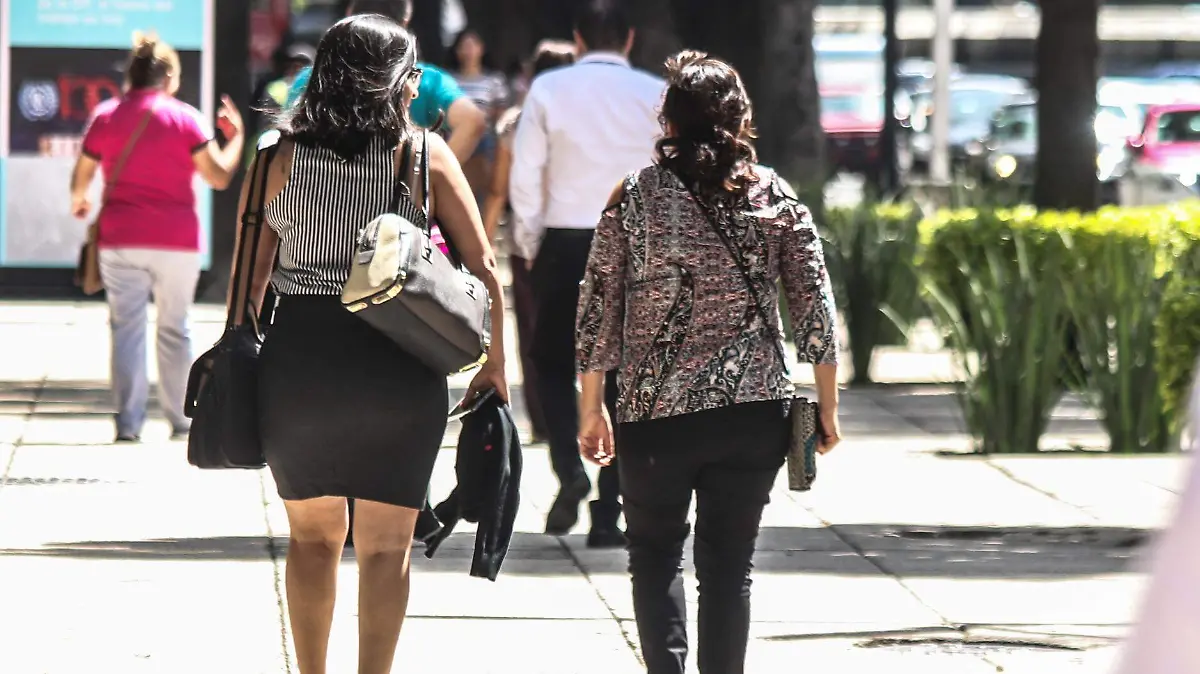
[
  {"left": 675, "top": 173, "right": 791, "bottom": 374},
  {"left": 227, "top": 141, "right": 281, "bottom": 331},
  {"left": 389, "top": 130, "right": 464, "bottom": 268}
]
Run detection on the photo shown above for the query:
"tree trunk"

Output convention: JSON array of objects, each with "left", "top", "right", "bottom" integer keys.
[
  {"left": 1033, "top": 0, "right": 1100, "bottom": 212},
  {"left": 758, "top": 0, "right": 825, "bottom": 211},
  {"left": 462, "top": 0, "right": 535, "bottom": 75},
  {"left": 629, "top": 0, "right": 683, "bottom": 75},
  {"left": 411, "top": 0, "right": 445, "bottom": 65}
]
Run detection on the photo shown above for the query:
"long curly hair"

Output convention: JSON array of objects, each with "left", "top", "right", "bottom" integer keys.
[
  {"left": 276, "top": 14, "right": 417, "bottom": 158},
  {"left": 655, "top": 51, "right": 759, "bottom": 199}
]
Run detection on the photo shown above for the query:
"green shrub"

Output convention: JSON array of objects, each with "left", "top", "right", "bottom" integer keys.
[
  {"left": 1156, "top": 275, "right": 1200, "bottom": 438},
  {"left": 921, "top": 208, "right": 1071, "bottom": 454},
  {"left": 822, "top": 203, "right": 922, "bottom": 384},
  {"left": 1057, "top": 207, "right": 1187, "bottom": 453},
  {"left": 922, "top": 201, "right": 1200, "bottom": 454}
]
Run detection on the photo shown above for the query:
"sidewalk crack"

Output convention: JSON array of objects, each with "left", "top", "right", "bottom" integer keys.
[
  {"left": 553, "top": 538, "right": 643, "bottom": 664},
  {"left": 259, "top": 472, "right": 294, "bottom": 674},
  {"left": 984, "top": 460, "right": 1101, "bottom": 522}
]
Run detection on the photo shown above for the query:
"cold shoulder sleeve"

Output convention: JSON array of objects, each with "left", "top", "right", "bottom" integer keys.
[
  {"left": 774, "top": 174, "right": 839, "bottom": 366},
  {"left": 575, "top": 187, "right": 629, "bottom": 374}
]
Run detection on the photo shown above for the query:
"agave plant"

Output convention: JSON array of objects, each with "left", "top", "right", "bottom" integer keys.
[
  {"left": 922, "top": 213, "right": 1070, "bottom": 454},
  {"left": 822, "top": 203, "right": 922, "bottom": 384},
  {"left": 1058, "top": 209, "right": 1178, "bottom": 453}
]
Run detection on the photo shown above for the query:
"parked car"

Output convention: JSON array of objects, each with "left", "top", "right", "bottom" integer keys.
[
  {"left": 972, "top": 99, "right": 1139, "bottom": 192},
  {"left": 821, "top": 85, "right": 885, "bottom": 179},
  {"left": 907, "top": 74, "right": 1031, "bottom": 174},
  {"left": 1120, "top": 102, "right": 1200, "bottom": 205}
]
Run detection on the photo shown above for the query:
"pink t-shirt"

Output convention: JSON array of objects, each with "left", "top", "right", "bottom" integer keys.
[{"left": 81, "top": 89, "right": 212, "bottom": 251}]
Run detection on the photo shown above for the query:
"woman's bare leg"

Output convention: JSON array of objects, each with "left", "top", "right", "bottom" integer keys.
[
  {"left": 284, "top": 496, "right": 349, "bottom": 674},
  {"left": 352, "top": 499, "right": 420, "bottom": 674}
]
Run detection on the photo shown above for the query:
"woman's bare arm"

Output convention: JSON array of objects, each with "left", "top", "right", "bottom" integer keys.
[
  {"left": 481, "top": 139, "right": 513, "bottom": 242},
  {"left": 427, "top": 132, "right": 508, "bottom": 397}
]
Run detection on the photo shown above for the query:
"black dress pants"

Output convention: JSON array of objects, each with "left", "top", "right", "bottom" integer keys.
[
  {"left": 531, "top": 228, "right": 620, "bottom": 516},
  {"left": 617, "top": 401, "right": 789, "bottom": 674}
]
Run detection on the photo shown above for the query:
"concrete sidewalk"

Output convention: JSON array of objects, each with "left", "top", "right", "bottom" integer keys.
[{"left": 0, "top": 300, "right": 1189, "bottom": 673}]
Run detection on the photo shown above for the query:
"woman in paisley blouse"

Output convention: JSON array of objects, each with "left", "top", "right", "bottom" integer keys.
[{"left": 575, "top": 51, "right": 841, "bottom": 674}]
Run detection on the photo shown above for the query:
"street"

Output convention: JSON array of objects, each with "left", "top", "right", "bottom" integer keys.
[{"left": 0, "top": 300, "right": 1186, "bottom": 673}]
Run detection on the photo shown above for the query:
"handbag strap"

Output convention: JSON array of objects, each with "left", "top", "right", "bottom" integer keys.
[
  {"left": 103, "top": 106, "right": 155, "bottom": 201},
  {"left": 227, "top": 140, "right": 281, "bottom": 329},
  {"left": 676, "top": 174, "right": 791, "bottom": 373},
  {"left": 94, "top": 105, "right": 155, "bottom": 242},
  {"left": 389, "top": 130, "right": 464, "bottom": 268}
]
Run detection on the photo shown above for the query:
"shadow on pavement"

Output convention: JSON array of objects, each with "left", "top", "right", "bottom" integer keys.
[
  {"left": 0, "top": 380, "right": 534, "bottom": 423},
  {"left": 853, "top": 386, "right": 1104, "bottom": 436},
  {"left": 0, "top": 525, "right": 1153, "bottom": 577}
]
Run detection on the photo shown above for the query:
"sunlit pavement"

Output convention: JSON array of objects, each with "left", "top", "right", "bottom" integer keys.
[{"left": 0, "top": 300, "right": 1186, "bottom": 673}]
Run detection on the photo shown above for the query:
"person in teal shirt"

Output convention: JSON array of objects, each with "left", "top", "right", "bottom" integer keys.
[{"left": 287, "top": 0, "right": 486, "bottom": 161}]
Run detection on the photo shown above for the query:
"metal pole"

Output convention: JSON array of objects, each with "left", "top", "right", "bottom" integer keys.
[
  {"left": 881, "top": 0, "right": 900, "bottom": 193},
  {"left": 930, "top": 0, "right": 953, "bottom": 185}
]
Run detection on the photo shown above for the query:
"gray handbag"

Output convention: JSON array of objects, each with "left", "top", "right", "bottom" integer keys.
[{"left": 341, "top": 132, "right": 491, "bottom": 375}]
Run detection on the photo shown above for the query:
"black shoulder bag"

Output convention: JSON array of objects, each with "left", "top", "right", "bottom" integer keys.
[
  {"left": 680, "top": 178, "right": 823, "bottom": 491},
  {"left": 184, "top": 141, "right": 281, "bottom": 470}
]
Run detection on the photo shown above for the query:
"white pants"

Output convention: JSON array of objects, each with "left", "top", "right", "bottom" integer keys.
[{"left": 99, "top": 248, "right": 201, "bottom": 437}]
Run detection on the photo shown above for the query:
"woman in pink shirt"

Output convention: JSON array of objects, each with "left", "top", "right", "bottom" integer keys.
[{"left": 70, "top": 34, "right": 245, "bottom": 443}]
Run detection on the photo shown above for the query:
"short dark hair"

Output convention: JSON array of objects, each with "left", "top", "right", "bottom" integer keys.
[
  {"left": 344, "top": 0, "right": 412, "bottom": 24},
  {"left": 574, "top": 0, "right": 631, "bottom": 52},
  {"left": 278, "top": 14, "right": 418, "bottom": 158},
  {"left": 531, "top": 40, "right": 576, "bottom": 77}
]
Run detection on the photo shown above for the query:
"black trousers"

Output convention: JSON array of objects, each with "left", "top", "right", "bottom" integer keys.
[
  {"left": 618, "top": 401, "right": 789, "bottom": 674},
  {"left": 510, "top": 254, "right": 549, "bottom": 439},
  {"left": 531, "top": 228, "right": 620, "bottom": 515}
]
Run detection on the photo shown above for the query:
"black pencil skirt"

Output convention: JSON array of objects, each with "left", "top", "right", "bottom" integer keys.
[{"left": 258, "top": 294, "right": 449, "bottom": 509}]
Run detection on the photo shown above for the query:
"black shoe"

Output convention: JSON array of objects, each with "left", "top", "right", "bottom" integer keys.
[
  {"left": 170, "top": 427, "right": 190, "bottom": 440},
  {"left": 545, "top": 473, "right": 591, "bottom": 535},
  {"left": 586, "top": 500, "right": 626, "bottom": 548},
  {"left": 115, "top": 433, "right": 141, "bottom": 444}
]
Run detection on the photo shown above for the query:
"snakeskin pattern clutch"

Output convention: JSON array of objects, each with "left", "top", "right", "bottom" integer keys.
[{"left": 787, "top": 398, "right": 821, "bottom": 492}]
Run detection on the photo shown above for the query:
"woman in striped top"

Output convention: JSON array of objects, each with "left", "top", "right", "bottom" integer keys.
[{"left": 233, "top": 15, "right": 507, "bottom": 673}]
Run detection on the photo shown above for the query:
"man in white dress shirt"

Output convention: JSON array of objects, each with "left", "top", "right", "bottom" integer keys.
[{"left": 509, "top": 0, "right": 665, "bottom": 547}]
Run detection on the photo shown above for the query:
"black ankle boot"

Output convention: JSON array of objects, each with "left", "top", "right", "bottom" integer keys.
[
  {"left": 545, "top": 473, "right": 591, "bottom": 535},
  {"left": 586, "top": 500, "right": 626, "bottom": 549}
]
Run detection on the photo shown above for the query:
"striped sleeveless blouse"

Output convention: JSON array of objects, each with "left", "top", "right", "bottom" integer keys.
[{"left": 266, "top": 136, "right": 426, "bottom": 296}]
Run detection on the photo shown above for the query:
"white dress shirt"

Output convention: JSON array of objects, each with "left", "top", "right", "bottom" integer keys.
[{"left": 509, "top": 52, "right": 665, "bottom": 261}]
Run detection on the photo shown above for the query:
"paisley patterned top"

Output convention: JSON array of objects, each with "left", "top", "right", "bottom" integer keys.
[{"left": 575, "top": 164, "right": 839, "bottom": 424}]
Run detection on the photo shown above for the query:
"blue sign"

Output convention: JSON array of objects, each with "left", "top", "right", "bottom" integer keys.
[{"left": 10, "top": 1, "right": 206, "bottom": 50}]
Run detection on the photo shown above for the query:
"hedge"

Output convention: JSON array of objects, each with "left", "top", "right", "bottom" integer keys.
[{"left": 916, "top": 202, "right": 1200, "bottom": 453}]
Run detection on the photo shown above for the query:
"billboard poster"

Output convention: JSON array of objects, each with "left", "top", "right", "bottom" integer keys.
[{"left": 0, "top": 1, "right": 214, "bottom": 270}]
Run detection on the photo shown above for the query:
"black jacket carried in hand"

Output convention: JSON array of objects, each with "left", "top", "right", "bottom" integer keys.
[{"left": 422, "top": 389, "right": 522, "bottom": 581}]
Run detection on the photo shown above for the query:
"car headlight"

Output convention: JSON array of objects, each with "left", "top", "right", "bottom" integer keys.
[
  {"left": 1181, "top": 173, "right": 1198, "bottom": 188},
  {"left": 994, "top": 155, "right": 1018, "bottom": 179}
]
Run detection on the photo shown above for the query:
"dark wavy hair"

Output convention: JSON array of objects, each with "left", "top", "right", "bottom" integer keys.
[
  {"left": 655, "top": 51, "right": 758, "bottom": 199},
  {"left": 445, "top": 28, "right": 495, "bottom": 73},
  {"left": 276, "top": 14, "right": 418, "bottom": 158}
]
